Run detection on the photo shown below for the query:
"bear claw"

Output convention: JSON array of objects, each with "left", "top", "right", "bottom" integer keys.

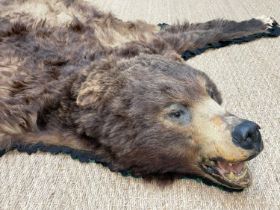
[{"left": 256, "top": 15, "right": 278, "bottom": 30}]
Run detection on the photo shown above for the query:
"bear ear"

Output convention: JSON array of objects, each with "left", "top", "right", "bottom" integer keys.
[{"left": 76, "top": 71, "right": 123, "bottom": 107}]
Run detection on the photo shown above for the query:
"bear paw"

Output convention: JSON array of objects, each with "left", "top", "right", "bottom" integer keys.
[{"left": 256, "top": 15, "right": 278, "bottom": 30}]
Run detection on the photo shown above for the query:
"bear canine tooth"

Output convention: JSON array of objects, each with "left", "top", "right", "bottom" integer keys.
[{"left": 226, "top": 172, "right": 235, "bottom": 180}]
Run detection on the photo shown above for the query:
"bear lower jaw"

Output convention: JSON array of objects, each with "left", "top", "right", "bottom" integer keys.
[{"left": 201, "top": 159, "right": 251, "bottom": 189}]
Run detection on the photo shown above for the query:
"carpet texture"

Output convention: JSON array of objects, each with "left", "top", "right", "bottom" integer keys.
[{"left": 0, "top": 0, "right": 280, "bottom": 209}]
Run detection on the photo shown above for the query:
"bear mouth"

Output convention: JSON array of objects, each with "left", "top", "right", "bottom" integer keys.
[{"left": 201, "top": 158, "right": 251, "bottom": 189}]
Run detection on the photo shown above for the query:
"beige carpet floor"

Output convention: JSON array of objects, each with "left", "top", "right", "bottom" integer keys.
[{"left": 1, "top": 0, "right": 280, "bottom": 209}]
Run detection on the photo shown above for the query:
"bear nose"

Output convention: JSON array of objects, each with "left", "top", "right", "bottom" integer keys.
[{"left": 232, "top": 120, "right": 263, "bottom": 153}]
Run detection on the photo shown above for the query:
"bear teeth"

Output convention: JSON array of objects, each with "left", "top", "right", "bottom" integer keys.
[
  {"left": 216, "top": 160, "right": 245, "bottom": 176},
  {"left": 225, "top": 167, "right": 248, "bottom": 180}
]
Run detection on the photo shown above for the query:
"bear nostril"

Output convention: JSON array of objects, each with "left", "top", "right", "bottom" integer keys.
[{"left": 232, "top": 120, "right": 262, "bottom": 152}]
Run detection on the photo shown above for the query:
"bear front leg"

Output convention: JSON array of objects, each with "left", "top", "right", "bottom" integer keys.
[
  {"left": 158, "top": 16, "right": 279, "bottom": 59},
  {"left": 0, "top": 99, "right": 98, "bottom": 163},
  {"left": 0, "top": 129, "right": 100, "bottom": 163}
]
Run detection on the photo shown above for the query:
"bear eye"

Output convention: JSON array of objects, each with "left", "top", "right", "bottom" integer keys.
[
  {"left": 165, "top": 104, "right": 191, "bottom": 125},
  {"left": 169, "top": 110, "right": 184, "bottom": 119}
]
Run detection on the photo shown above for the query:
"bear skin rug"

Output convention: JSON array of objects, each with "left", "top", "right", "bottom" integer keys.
[{"left": 0, "top": 0, "right": 279, "bottom": 190}]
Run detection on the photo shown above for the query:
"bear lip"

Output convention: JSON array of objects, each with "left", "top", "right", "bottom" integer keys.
[{"left": 201, "top": 158, "right": 251, "bottom": 189}]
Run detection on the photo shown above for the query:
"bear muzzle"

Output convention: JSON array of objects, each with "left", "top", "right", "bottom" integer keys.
[{"left": 191, "top": 98, "right": 264, "bottom": 189}]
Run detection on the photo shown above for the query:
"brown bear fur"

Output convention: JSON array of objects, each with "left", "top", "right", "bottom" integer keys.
[{"left": 0, "top": 0, "right": 276, "bottom": 188}]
